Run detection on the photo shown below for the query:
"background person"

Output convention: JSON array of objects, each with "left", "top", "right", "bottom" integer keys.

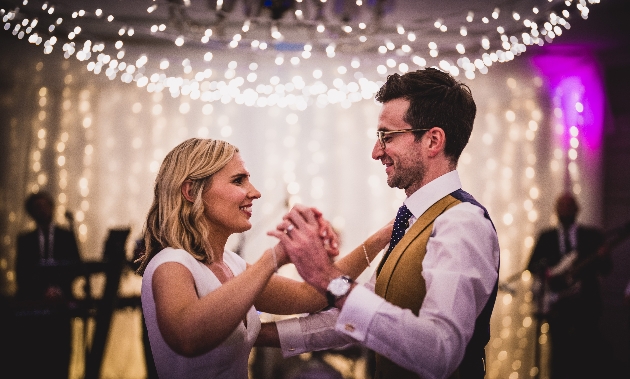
[
  {"left": 16, "top": 191, "right": 81, "bottom": 302},
  {"left": 527, "top": 192, "right": 613, "bottom": 379},
  {"left": 13, "top": 190, "right": 82, "bottom": 379}
]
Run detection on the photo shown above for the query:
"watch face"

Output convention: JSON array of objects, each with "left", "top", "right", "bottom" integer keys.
[{"left": 328, "top": 276, "right": 351, "bottom": 297}]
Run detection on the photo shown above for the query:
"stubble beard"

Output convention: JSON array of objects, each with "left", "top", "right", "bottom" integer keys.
[{"left": 387, "top": 159, "right": 426, "bottom": 192}]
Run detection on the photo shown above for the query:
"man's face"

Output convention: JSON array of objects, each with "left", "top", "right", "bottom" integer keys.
[
  {"left": 556, "top": 194, "right": 578, "bottom": 227},
  {"left": 32, "top": 197, "right": 53, "bottom": 226},
  {"left": 371, "top": 98, "right": 426, "bottom": 196}
]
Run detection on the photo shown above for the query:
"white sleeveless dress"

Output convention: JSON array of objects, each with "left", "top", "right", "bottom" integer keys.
[{"left": 141, "top": 248, "right": 261, "bottom": 379}]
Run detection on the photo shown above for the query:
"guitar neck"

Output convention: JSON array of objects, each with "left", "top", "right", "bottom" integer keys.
[{"left": 570, "top": 226, "right": 630, "bottom": 277}]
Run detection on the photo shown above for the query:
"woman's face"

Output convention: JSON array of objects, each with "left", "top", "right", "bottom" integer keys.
[{"left": 202, "top": 153, "right": 261, "bottom": 235}]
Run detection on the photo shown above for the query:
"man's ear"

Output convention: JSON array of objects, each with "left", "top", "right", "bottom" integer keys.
[
  {"left": 425, "top": 127, "right": 446, "bottom": 158},
  {"left": 181, "top": 180, "right": 195, "bottom": 203}
]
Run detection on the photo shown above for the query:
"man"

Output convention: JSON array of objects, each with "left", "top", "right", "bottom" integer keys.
[
  {"left": 13, "top": 191, "right": 82, "bottom": 378},
  {"left": 270, "top": 68, "right": 500, "bottom": 379},
  {"left": 527, "top": 193, "right": 611, "bottom": 379},
  {"left": 16, "top": 191, "right": 82, "bottom": 301}
]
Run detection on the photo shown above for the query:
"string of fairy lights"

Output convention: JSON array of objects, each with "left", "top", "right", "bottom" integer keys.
[{"left": 1, "top": 0, "right": 602, "bottom": 109}]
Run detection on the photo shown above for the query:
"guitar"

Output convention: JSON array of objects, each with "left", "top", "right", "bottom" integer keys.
[{"left": 537, "top": 221, "right": 630, "bottom": 315}]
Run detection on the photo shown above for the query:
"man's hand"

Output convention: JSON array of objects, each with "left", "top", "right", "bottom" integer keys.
[
  {"left": 310, "top": 207, "right": 340, "bottom": 257},
  {"left": 274, "top": 206, "right": 340, "bottom": 258},
  {"left": 268, "top": 205, "right": 343, "bottom": 294}
]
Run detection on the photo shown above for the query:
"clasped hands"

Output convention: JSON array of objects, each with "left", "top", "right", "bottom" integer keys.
[{"left": 268, "top": 204, "right": 346, "bottom": 293}]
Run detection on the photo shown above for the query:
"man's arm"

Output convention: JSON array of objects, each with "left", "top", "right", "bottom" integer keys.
[
  {"left": 589, "top": 228, "right": 612, "bottom": 276},
  {"left": 275, "top": 307, "right": 357, "bottom": 356},
  {"left": 527, "top": 231, "right": 551, "bottom": 276},
  {"left": 274, "top": 204, "right": 499, "bottom": 379},
  {"left": 335, "top": 204, "right": 499, "bottom": 378}
]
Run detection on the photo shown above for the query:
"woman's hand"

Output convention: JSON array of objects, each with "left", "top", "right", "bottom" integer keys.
[{"left": 271, "top": 243, "right": 290, "bottom": 268}]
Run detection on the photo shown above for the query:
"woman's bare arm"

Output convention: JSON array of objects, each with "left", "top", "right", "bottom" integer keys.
[{"left": 152, "top": 249, "right": 279, "bottom": 357}]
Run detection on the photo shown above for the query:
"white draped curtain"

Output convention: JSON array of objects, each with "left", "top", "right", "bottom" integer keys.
[{"left": 0, "top": 38, "right": 603, "bottom": 378}]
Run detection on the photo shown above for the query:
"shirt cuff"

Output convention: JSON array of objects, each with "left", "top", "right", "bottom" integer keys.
[
  {"left": 277, "top": 317, "right": 307, "bottom": 358},
  {"left": 335, "top": 284, "right": 385, "bottom": 341}
]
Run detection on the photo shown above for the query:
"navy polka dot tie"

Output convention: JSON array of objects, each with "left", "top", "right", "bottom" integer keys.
[{"left": 377, "top": 204, "right": 413, "bottom": 275}]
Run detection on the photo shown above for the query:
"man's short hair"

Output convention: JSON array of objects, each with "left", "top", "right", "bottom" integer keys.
[
  {"left": 375, "top": 68, "right": 477, "bottom": 163},
  {"left": 24, "top": 191, "right": 54, "bottom": 218}
]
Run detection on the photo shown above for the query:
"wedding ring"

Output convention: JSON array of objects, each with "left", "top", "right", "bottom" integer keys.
[{"left": 286, "top": 224, "right": 295, "bottom": 233}]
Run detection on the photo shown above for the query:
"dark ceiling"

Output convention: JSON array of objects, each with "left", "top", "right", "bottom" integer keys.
[
  {"left": 544, "top": 0, "right": 630, "bottom": 49},
  {"left": 2, "top": 0, "right": 628, "bottom": 58}
]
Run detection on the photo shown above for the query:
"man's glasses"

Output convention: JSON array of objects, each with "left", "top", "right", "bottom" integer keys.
[{"left": 376, "top": 129, "right": 430, "bottom": 150}]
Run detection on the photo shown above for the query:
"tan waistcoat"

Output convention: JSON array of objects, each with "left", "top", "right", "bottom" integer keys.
[{"left": 374, "top": 194, "right": 462, "bottom": 379}]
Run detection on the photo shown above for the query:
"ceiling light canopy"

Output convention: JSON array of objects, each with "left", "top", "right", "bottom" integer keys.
[{"left": 0, "top": 0, "right": 601, "bottom": 109}]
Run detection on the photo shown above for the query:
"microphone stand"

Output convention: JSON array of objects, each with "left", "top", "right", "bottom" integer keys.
[
  {"left": 66, "top": 210, "right": 93, "bottom": 360},
  {"left": 532, "top": 262, "right": 548, "bottom": 379}
]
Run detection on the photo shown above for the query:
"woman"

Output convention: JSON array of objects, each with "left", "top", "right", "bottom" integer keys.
[{"left": 137, "top": 138, "right": 392, "bottom": 379}]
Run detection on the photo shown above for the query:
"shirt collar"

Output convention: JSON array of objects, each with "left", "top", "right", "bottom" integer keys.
[
  {"left": 557, "top": 223, "right": 578, "bottom": 241},
  {"left": 403, "top": 170, "right": 462, "bottom": 220},
  {"left": 38, "top": 223, "right": 55, "bottom": 235}
]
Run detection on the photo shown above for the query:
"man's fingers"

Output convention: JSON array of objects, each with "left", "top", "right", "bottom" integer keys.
[
  {"left": 325, "top": 225, "right": 339, "bottom": 247},
  {"left": 319, "top": 220, "right": 339, "bottom": 250},
  {"left": 288, "top": 204, "right": 317, "bottom": 225},
  {"left": 267, "top": 229, "right": 293, "bottom": 245},
  {"left": 316, "top": 218, "right": 329, "bottom": 236},
  {"left": 310, "top": 207, "right": 323, "bottom": 218},
  {"left": 276, "top": 220, "right": 294, "bottom": 232},
  {"left": 284, "top": 209, "right": 314, "bottom": 232},
  {"left": 283, "top": 205, "right": 324, "bottom": 232},
  {"left": 297, "top": 206, "right": 318, "bottom": 225}
]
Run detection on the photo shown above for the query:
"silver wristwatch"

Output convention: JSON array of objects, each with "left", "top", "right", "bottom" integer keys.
[{"left": 325, "top": 275, "right": 353, "bottom": 307}]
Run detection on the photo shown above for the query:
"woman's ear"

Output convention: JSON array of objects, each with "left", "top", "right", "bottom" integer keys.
[{"left": 181, "top": 180, "right": 195, "bottom": 203}]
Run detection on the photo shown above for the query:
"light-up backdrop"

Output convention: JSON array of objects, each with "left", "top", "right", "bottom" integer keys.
[{"left": 0, "top": 1, "right": 607, "bottom": 378}]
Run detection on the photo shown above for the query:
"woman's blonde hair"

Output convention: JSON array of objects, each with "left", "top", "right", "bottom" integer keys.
[{"left": 136, "top": 138, "right": 238, "bottom": 275}]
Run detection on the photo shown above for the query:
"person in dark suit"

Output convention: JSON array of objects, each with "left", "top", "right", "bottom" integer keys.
[
  {"left": 12, "top": 191, "right": 82, "bottom": 379},
  {"left": 16, "top": 191, "right": 82, "bottom": 302},
  {"left": 527, "top": 192, "right": 612, "bottom": 379}
]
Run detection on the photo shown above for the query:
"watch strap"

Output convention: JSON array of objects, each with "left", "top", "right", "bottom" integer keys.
[{"left": 325, "top": 291, "right": 337, "bottom": 308}]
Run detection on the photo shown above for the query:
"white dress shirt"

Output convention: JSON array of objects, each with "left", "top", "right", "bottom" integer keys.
[
  {"left": 38, "top": 223, "right": 56, "bottom": 264},
  {"left": 277, "top": 170, "right": 500, "bottom": 379},
  {"left": 557, "top": 223, "right": 578, "bottom": 255}
]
